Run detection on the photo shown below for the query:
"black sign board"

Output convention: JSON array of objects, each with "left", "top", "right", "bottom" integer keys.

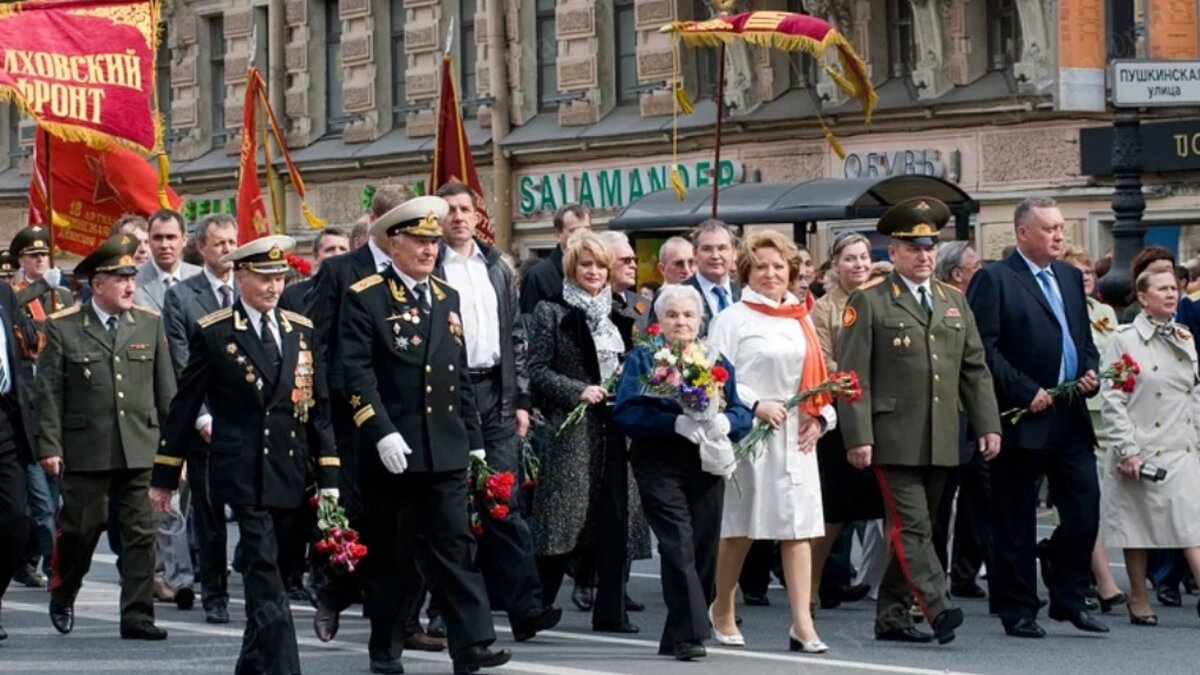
[{"left": 1080, "top": 118, "right": 1200, "bottom": 175}]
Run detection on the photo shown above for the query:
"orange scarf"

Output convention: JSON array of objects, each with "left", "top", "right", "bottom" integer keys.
[{"left": 742, "top": 299, "right": 831, "bottom": 417}]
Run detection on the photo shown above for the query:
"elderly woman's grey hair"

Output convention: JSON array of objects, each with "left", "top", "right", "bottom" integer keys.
[
  {"left": 599, "top": 230, "right": 631, "bottom": 250},
  {"left": 653, "top": 283, "right": 705, "bottom": 321},
  {"left": 935, "top": 241, "right": 974, "bottom": 284}
]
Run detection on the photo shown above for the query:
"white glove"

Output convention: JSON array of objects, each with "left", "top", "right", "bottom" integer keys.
[
  {"left": 43, "top": 268, "right": 62, "bottom": 287},
  {"left": 376, "top": 433, "right": 413, "bottom": 474},
  {"left": 469, "top": 449, "right": 486, "bottom": 460},
  {"left": 319, "top": 488, "right": 340, "bottom": 500},
  {"left": 674, "top": 416, "right": 705, "bottom": 445},
  {"left": 704, "top": 414, "right": 731, "bottom": 439}
]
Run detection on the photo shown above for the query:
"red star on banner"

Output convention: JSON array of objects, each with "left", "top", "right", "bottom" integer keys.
[{"left": 87, "top": 154, "right": 121, "bottom": 206}]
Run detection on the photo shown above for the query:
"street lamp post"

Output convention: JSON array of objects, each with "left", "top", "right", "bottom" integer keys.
[{"left": 1097, "top": 108, "right": 1145, "bottom": 310}]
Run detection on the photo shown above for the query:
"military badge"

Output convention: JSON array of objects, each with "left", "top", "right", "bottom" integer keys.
[
  {"left": 227, "top": 343, "right": 237, "bottom": 355},
  {"left": 448, "top": 311, "right": 464, "bottom": 344},
  {"left": 634, "top": 301, "right": 647, "bottom": 315},
  {"left": 131, "top": 342, "right": 149, "bottom": 350},
  {"left": 292, "top": 350, "right": 316, "bottom": 422},
  {"left": 945, "top": 307, "right": 961, "bottom": 318},
  {"left": 394, "top": 336, "right": 410, "bottom": 351},
  {"left": 842, "top": 306, "right": 857, "bottom": 327},
  {"left": 411, "top": 336, "right": 423, "bottom": 347}
]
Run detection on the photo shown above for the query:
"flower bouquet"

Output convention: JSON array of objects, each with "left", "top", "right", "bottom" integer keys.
[
  {"left": 310, "top": 493, "right": 367, "bottom": 574},
  {"left": 467, "top": 455, "right": 517, "bottom": 536},
  {"left": 556, "top": 368, "right": 622, "bottom": 437},
  {"left": 641, "top": 338, "right": 730, "bottom": 414},
  {"left": 732, "top": 371, "right": 863, "bottom": 463},
  {"left": 1003, "top": 353, "right": 1139, "bottom": 424}
]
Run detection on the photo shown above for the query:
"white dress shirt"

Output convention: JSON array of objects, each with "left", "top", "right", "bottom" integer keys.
[
  {"left": 203, "top": 267, "right": 235, "bottom": 308},
  {"left": 153, "top": 260, "right": 184, "bottom": 288},
  {"left": 91, "top": 302, "right": 119, "bottom": 331},
  {"left": 241, "top": 303, "right": 280, "bottom": 353},
  {"left": 0, "top": 311, "right": 11, "bottom": 395},
  {"left": 441, "top": 242, "right": 501, "bottom": 368},
  {"left": 897, "top": 274, "right": 934, "bottom": 309},
  {"left": 368, "top": 239, "right": 392, "bottom": 272},
  {"left": 695, "top": 273, "right": 734, "bottom": 318}
]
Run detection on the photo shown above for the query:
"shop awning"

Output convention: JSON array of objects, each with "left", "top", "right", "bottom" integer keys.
[{"left": 610, "top": 175, "right": 978, "bottom": 231}]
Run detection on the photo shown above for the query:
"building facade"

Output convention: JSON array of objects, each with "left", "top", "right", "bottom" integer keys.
[{"left": 2, "top": 0, "right": 1199, "bottom": 267}]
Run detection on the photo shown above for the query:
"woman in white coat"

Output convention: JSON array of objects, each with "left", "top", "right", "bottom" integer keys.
[
  {"left": 1100, "top": 269, "right": 1200, "bottom": 626},
  {"left": 707, "top": 230, "right": 834, "bottom": 653}
]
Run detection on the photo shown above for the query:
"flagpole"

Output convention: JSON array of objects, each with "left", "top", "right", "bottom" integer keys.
[{"left": 43, "top": 129, "right": 58, "bottom": 312}]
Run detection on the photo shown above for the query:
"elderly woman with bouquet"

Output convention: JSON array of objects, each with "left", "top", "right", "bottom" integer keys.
[
  {"left": 707, "top": 230, "right": 837, "bottom": 653},
  {"left": 614, "top": 284, "right": 752, "bottom": 661}
]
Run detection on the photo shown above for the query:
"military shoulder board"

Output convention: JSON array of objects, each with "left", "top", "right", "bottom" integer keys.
[
  {"left": 280, "top": 309, "right": 313, "bottom": 328},
  {"left": 132, "top": 304, "right": 161, "bottom": 317},
  {"left": 350, "top": 274, "right": 384, "bottom": 294},
  {"left": 47, "top": 305, "right": 81, "bottom": 320},
  {"left": 197, "top": 307, "right": 234, "bottom": 328}
]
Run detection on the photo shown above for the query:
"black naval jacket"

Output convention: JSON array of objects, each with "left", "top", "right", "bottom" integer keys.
[
  {"left": 151, "top": 302, "right": 338, "bottom": 509},
  {"left": 338, "top": 267, "right": 484, "bottom": 473}
]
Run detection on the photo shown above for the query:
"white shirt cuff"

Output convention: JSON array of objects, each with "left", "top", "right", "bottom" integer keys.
[{"left": 195, "top": 414, "right": 212, "bottom": 432}]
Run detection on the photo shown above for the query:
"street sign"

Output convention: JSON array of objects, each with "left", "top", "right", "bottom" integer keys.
[{"left": 1112, "top": 60, "right": 1200, "bottom": 107}]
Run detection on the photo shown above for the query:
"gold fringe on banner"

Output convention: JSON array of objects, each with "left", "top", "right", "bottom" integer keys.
[
  {"left": 669, "top": 40, "right": 688, "bottom": 202},
  {"left": 254, "top": 82, "right": 325, "bottom": 230}
]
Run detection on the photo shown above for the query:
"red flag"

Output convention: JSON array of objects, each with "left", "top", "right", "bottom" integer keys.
[
  {"left": 430, "top": 54, "right": 494, "bottom": 244},
  {"left": 29, "top": 128, "right": 182, "bottom": 257}
]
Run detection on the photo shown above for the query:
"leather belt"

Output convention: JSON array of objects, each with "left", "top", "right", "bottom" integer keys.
[{"left": 468, "top": 366, "right": 501, "bottom": 382}]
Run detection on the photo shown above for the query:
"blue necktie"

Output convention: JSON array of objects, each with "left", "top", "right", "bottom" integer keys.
[
  {"left": 1036, "top": 270, "right": 1078, "bottom": 383},
  {"left": 712, "top": 286, "right": 729, "bottom": 312}
]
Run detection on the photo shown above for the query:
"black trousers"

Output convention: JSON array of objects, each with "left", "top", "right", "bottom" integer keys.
[
  {"left": 362, "top": 469, "right": 495, "bottom": 657},
  {"left": 474, "top": 433, "right": 544, "bottom": 619},
  {"left": 990, "top": 416, "right": 1099, "bottom": 623},
  {"left": 232, "top": 505, "right": 300, "bottom": 675},
  {"left": 631, "top": 446, "right": 723, "bottom": 647},
  {"left": 950, "top": 451, "right": 992, "bottom": 589},
  {"left": 0, "top": 437, "right": 30, "bottom": 606},
  {"left": 189, "top": 450, "right": 230, "bottom": 610}
]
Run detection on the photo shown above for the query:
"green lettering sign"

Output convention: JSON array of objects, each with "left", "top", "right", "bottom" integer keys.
[
  {"left": 695, "top": 161, "right": 712, "bottom": 187},
  {"left": 539, "top": 175, "right": 557, "bottom": 212},
  {"left": 578, "top": 171, "right": 595, "bottom": 209},
  {"left": 628, "top": 168, "right": 645, "bottom": 202},
  {"left": 519, "top": 176, "right": 536, "bottom": 214},
  {"left": 599, "top": 170, "right": 622, "bottom": 209}
]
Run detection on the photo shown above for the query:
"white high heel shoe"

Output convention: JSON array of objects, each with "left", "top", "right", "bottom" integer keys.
[
  {"left": 789, "top": 627, "right": 829, "bottom": 653},
  {"left": 707, "top": 605, "right": 745, "bottom": 647}
]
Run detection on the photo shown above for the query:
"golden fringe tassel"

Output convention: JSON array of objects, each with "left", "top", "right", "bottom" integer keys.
[
  {"left": 815, "top": 109, "right": 846, "bottom": 160},
  {"left": 302, "top": 203, "right": 326, "bottom": 230},
  {"left": 156, "top": 152, "right": 171, "bottom": 208},
  {"left": 669, "top": 40, "right": 688, "bottom": 202},
  {"left": 673, "top": 80, "right": 695, "bottom": 116}
]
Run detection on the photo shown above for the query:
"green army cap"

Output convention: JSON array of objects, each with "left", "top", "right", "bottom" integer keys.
[
  {"left": 0, "top": 250, "right": 16, "bottom": 278},
  {"left": 10, "top": 225, "right": 51, "bottom": 257},
  {"left": 877, "top": 197, "right": 952, "bottom": 247},
  {"left": 75, "top": 234, "right": 139, "bottom": 278}
]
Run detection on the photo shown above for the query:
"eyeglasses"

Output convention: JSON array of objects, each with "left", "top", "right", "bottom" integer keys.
[{"left": 618, "top": 256, "right": 637, "bottom": 265}]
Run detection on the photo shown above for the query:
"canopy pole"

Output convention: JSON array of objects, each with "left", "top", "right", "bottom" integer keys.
[{"left": 711, "top": 42, "right": 725, "bottom": 220}]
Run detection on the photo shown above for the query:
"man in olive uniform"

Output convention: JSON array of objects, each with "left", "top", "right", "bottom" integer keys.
[
  {"left": 151, "top": 235, "right": 340, "bottom": 675},
  {"left": 339, "top": 196, "right": 511, "bottom": 674},
  {"left": 836, "top": 197, "right": 1002, "bottom": 645},
  {"left": 0, "top": 250, "right": 17, "bottom": 282},
  {"left": 10, "top": 225, "right": 74, "bottom": 331},
  {"left": 36, "top": 234, "right": 174, "bottom": 640}
]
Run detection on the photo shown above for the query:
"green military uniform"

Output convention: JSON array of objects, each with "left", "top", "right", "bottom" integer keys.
[
  {"left": 0, "top": 250, "right": 16, "bottom": 281},
  {"left": 8, "top": 226, "right": 74, "bottom": 362},
  {"left": 36, "top": 234, "right": 175, "bottom": 638},
  {"left": 836, "top": 197, "right": 1001, "bottom": 642}
]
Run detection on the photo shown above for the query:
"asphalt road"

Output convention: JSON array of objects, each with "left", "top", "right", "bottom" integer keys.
[{"left": 2, "top": 520, "right": 1198, "bottom": 675}]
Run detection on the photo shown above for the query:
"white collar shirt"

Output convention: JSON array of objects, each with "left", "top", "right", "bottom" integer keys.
[
  {"left": 694, "top": 273, "right": 733, "bottom": 317},
  {"left": 442, "top": 242, "right": 500, "bottom": 368}
]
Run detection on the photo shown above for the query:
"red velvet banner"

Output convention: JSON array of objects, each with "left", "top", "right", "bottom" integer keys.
[
  {"left": 430, "top": 54, "right": 495, "bottom": 245},
  {"left": 0, "top": 0, "right": 161, "bottom": 154}
]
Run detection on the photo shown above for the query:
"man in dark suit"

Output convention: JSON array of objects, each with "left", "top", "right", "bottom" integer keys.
[
  {"left": 279, "top": 227, "right": 349, "bottom": 314},
  {"left": 340, "top": 196, "right": 511, "bottom": 674},
  {"left": 967, "top": 196, "right": 1108, "bottom": 638},
  {"left": 518, "top": 203, "right": 591, "bottom": 319},
  {"left": 161, "top": 214, "right": 239, "bottom": 624},
  {"left": 686, "top": 220, "right": 741, "bottom": 336},
  {"left": 0, "top": 280, "right": 38, "bottom": 641},
  {"left": 151, "top": 234, "right": 340, "bottom": 675}
]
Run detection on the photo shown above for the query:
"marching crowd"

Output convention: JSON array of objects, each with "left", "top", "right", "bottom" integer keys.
[{"left": 0, "top": 184, "right": 1198, "bottom": 675}]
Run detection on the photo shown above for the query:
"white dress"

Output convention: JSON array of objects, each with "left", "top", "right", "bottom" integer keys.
[{"left": 708, "top": 288, "right": 834, "bottom": 541}]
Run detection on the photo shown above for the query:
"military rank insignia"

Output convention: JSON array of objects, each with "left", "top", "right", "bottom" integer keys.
[
  {"left": 292, "top": 350, "right": 316, "bottom": 422},
  {"left": 842, "top": 306, "right": 857, "bottom": 327},
  {"left": 448, "top": 311, "right": 464, "bottom": 345}
]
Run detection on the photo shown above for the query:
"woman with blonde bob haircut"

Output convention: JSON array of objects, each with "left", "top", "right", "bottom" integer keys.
[{"left": 707, "top": 230, "right": 834, "bottom": 653}]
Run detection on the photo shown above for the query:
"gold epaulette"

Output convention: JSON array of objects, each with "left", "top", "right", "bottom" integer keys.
[
  {"left": 132, "top": 304, "right": 160, "bottom": 317},
  {"left": 197, "top": 307, "right": 233, "bottom": 328},
  {"left": 350, "top": 274, "right": 383, "bottom": 293},
  {"left": 280, "top": 309, "right": 313, "bottom": 328},
  {"left": 47, "top": 305, "right": 81, "bottom": 320},
  {"left": 936, "top": 280, "right": 962, "bottom": 294},
  {"left": 861, "top": 277, "right": 886, "bottom": 290}
]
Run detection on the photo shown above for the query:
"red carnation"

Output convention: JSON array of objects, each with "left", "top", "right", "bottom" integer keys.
[
  {"left": 647, "top": 324, "right": 662, "bottom": 337},
  {"left": 1120, "top": 375, "right": 1136, "bottom": 394},
  {"left": 351, "top": 544, "right": 368, "bottom": 558},
  {"left": 489, "top": 504, "right": 510, "bottom": 520},
  {"left": 711, "top": 364, "right": 729, "bottom": 384},
  {"left": 470, "top": 520, "right": 484, "bottom": 536},
  {"left": 309, "top": 494, "right": 320, "bottom": 508}
]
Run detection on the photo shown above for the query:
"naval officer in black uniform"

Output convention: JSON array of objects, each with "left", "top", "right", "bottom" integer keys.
[
  {"left": 339, "top": 196, "right": 512, "bottom": 674},
  {"left": 150, "top": 235, "right": 340, "bottom": 675}
]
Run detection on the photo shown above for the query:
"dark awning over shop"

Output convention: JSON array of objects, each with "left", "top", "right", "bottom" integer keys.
[{"left": 610, "top": 175, "right": 978, "bottom": 238}]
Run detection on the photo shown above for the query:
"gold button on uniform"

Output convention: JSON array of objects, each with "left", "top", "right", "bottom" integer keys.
[
  {"left": 426, "top": 365, "right": 432, "bottom": 373},
  {"left": 114, "top": 356, "right": 120, "bottom": 363},
  {"left": 264, "top": 429, "right": 270, "bottom": 437},
  {"left": 290, "top": 431, "right": 296, "bottom": 438},
  {"left": 116, "top": 374, "right": 123, "bottom": 381},
  {"left": 933, "top": 396, "right": 940, "bottom": 403},
  {"left": 933, "top": 374, "right": 940, "bottom": 382},
  {"left": 448, "top": 405, "right": 454, "bottom": 412},
  {"left": 450, "top": 385, "right": 456, "bottom": 392},
  {"left": 288, "top": 450, "right": 295, "bottom": 457},
  {"left": 119, "top": 410, "right": 125, "bottom": 417},
  {"left": 263, "top": 448, "right": 270, "bottom": 455},
  {"left": 932, "top": 354, "right": 939, "bottom": 361},
  {"left": 117, "top": 392, "right": 124, "bottom": 398},
  {"left": 929, "top": 335, "right": 936, "bottom": 342},
  {"left": 448, "top": 365, "right": 455, "bottom": 372},
  {"left": 426, "top": 385, "right": 433, "bottom": 393},
  {"left": 426, "top": 406, "right": 433, "bottom": 413}
]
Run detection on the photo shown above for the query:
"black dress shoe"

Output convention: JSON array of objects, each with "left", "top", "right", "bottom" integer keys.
[
  {"left": 120, "top": 620, "right": 168, "bottom": 640},
  {"left": 571, "top": 585, "right": 594, "bottom": 611},
  {"left": 951, "top": 583, "right": 987, "bottom": 599},
  {"left": 49, "top": 599, "right": 74, "bottom": 634},
  {"left": 624, "top": 594, "right": 645, "bottom": 612},
  {"left": 818, "top": 594, "right": 842, "bottom": 610},
  {"left": 1003, "top": 617, "right": 1046, "bottom": 639},
  {"left": 839, "top": 582, "right": 871, "bottom": 603},
  {"left": 1048, "top": 607, "right": 1109, "bottom": 633},
  {"left": 875, "top": 627, "right": 934, "bottom": 643},
  {"left": 1084, "top": 597, "right": 1100, "bottom": 613},
  {"left": 426, "top": 615, "right": 447, "bottom": 638},
  {"left": 593, "top": 621, "right": 639, "bottom": 634},
  {"left": 743, "top": 592, "right": 770, "bottom": 606},
  {"left": 205, "top": 604, "right": 230, "bottom": 624},
  {"left": 174, "top": 587, "right": 195, "bottom": 610},
  {"left": 931, "top": 607, "right": 963, "bottom": 645},
  {"left": 673, "top": 641, "right": 707, "bottom": 661},
  {"left": 1098, "top": 592, "right": 1127, "bottom": 613},
  {"left": 511, "top": 605, "right": 562, "bottom": 642},
  {"left": 369, "top": 650, "right": 405, "bottom": 674},
  {"left": 313, "top": 604, "right": 339, "bottom": 642},
  {"left": 452, "top": 646, "right": 512, "bottom": 673},
  {"left": 1157, "top": 586, "right": 1182, "bottom": 607},
  {"left": 404, "top": 631, "right": 447, "bottom": 652}
]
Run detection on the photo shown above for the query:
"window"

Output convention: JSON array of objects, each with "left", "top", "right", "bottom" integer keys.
[
  {"left": 460, "top": 0, "right": 477, "bottom": 117},
  {"left": 691, "top": 0, "right": 718, "bottom": 97},
  {"left": 536, "top": 0, "right": 558, "bottom": 111},
  {"left": 157, "top": 23, "right": 172, "bottom": 138},
  {"left": 786, "top": 0, "right": 817, "bottom": 89},
  {"left": 326, "top": 0, "right": 345, "bottom": 134},
  {"left": 209, "top": 16, "right": 226, "bottom": 143},
  {"left": 615, "top": 0, "right": 637, "bottom": 104},
  {"left": 5, "top": 108, "right": 22, "bottom": 162},
  {"left": 987, "top": 0, "right": 1021, "bottom": 70},
  {"left": 887, "top": 0, "right": 915, "bottom": 77},
  {"left": 391, "top": 0, "right": 407, "bottom": 125}
]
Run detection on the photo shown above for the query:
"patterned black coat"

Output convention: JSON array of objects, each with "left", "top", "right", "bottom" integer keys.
[{"left": 527, "top": 295, "right": 650, "bottom": 559}]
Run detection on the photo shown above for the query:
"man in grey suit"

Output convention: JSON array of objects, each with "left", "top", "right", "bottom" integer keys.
[
  {"left": 135, "top": 209, "right": 202, "bottom": 312},
  {"left": 161, "top": 214, "right": 238, "bottom": 624}
]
